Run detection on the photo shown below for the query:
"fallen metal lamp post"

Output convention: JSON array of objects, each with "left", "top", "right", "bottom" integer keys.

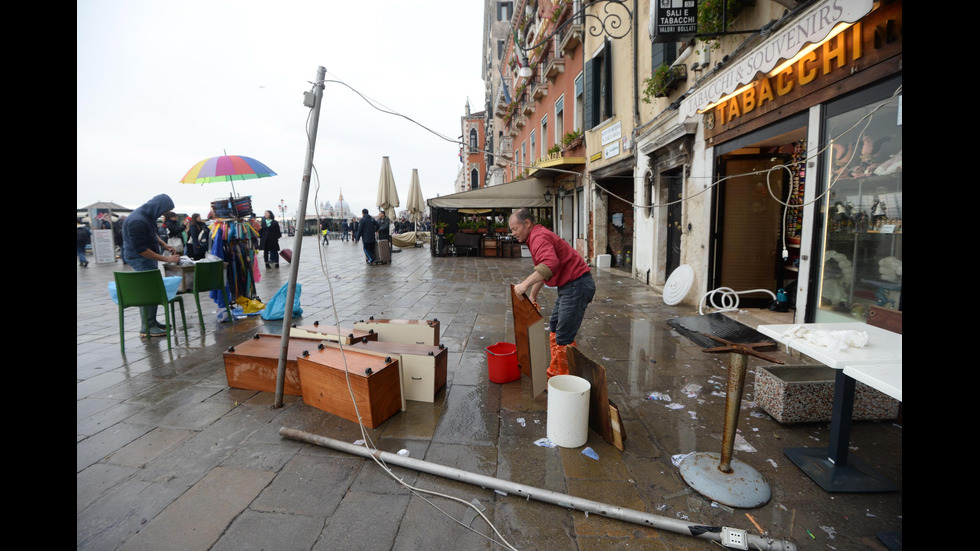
[{"left": 279, "top": 427, "right": 796, "bottom": 551}]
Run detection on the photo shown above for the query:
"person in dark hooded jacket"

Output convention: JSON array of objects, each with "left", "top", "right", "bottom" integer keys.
[{"left": 122, "top": 194, "right": 181, "bottom": 338}]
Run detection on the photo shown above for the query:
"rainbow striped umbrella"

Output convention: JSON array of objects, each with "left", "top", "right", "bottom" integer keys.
[{"left": 180, "top": 154, "right": 277, "bottom": 195}]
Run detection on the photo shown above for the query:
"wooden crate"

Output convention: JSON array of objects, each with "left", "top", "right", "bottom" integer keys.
[
  {"left": 290, "top": 322, "right": 379, "bottom": 345},
  {"left": 163, "top": 263, "right": 196, "bottom": 293},
  {"left": 296, "top": 347, "right": 402, "bottom": 428},
  {"left": 352, "top": 318, "right": 440, "bottom": 346},
  {"left": 483, "top": 238, "right": 498, "bottom": 257},
  {"left": 324, "top": 340, "right": 448, "bottom": 403},
  {"left": 222, "top": 334, "right": 323, "bottom": 395}
]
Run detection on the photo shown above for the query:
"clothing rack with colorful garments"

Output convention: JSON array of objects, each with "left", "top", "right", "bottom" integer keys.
[{"left": 208, "top": 217, "right": 262, "bottom": 307}]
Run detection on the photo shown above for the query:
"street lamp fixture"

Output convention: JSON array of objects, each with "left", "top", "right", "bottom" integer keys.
[{"left": 513, "top": 0, "right": 633, "bottom": 64}]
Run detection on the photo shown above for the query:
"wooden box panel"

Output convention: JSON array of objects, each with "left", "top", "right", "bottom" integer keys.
[
  {"left": 320, "top": 340, "right": 448, "bottom": 403},
  {"left": 223, "top": 334, "right": 323, "bottom": 395},
  {"left": 163, "top": 263, "right": 196, "bottom": 293},
  {"left": 290, "top": 322, "right": 378, "bottom": 345},
  {"left": 296, "top": 347, "right": 402, "bottom": 428},
  {"left": 353, "top": 318, "right": 440, "bottom": 346}
]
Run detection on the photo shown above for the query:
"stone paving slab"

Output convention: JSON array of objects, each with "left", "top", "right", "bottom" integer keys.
[{"left": 118, "top": 466, "right": 276, "bottom": 551}]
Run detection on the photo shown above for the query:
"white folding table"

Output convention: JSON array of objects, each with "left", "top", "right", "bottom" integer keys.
[{"left": 757, "top": 322, "right": 902, "bottom": 492}]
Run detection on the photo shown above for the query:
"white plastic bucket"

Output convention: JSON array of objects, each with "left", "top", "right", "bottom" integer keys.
[{"left": 546, "top": 375, "right": 591, "bottom": 448}]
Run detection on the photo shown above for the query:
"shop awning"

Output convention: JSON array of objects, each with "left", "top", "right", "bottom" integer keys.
[{"left": 427, "top": 177, "right": 552, "bottom": 209}]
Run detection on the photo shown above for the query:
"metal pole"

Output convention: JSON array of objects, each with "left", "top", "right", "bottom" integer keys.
[
  {"left": 279, "top": 427, "right": 797, "bottom": 551},
  {"left": 718, "top": 352, "right": 747, "bottom": 473},
  {"left": 274, "top": 66, "right": 326, "bottom": 408}
]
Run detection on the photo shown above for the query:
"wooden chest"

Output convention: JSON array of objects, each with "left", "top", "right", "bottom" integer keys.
[
  {"left": 290, "top": 322, "right": 379, "bottom": 345},
  {"left": 324, "top": 340, "right": 448, "bottom": 403},
  {"left": 296, "top": 346, "right": 402, "bottom": 428},
  {"left": 482, "top": 238, "right": 498, "bottom": 257},
  {"left": 222, "top": 334, "right": 323, "bottom": 395},
  {"left": 352, "top": 318, "right": 440, "bottom": 346}
]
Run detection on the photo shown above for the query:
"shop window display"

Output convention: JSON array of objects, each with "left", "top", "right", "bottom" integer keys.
[{"left": 816, "top": 85, "right": 902, "bottom": 321}]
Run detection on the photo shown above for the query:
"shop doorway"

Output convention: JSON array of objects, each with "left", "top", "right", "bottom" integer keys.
[
  {"left": 665, "top": 169, "right": 683, "bottom": 276},
  {"left": 711, "top": 130, "right": 805, "bottom": 309},
  {"left": 560, "top": 193, "right": 574, "bottom": 247},
  {"left": 603, "top": 177, "right": 634, "bottom": 272}
]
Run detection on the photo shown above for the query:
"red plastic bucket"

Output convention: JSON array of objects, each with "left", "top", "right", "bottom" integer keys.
[{"left": 486, "top": 342, "right": 520, "bottom": 383}]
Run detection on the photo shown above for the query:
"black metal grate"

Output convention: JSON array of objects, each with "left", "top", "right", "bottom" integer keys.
[{"left": 667, "top": 313, "right": 771, "bottom": 348}]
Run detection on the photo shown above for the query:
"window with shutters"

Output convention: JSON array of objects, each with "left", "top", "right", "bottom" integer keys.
[
  {"left": 651, "top": 42, "right": 677, "bottom": 74},
  {"left": 555, "top": 95, "right": 565, "bottom": 144},
  {"left": 584, "top": 40, "right": 612, "bottom": 130}
]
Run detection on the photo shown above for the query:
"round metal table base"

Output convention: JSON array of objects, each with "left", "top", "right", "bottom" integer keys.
[{"left": 678, "top": 452, "right": 772, "bottom": 509}]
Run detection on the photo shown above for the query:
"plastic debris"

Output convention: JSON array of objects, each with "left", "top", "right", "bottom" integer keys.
[
  {"left": 681, "top": 383, "right": 702, "bottom": 396},
  {"left": 516, "top": 417, "right": 526, "bottom": 427},
  {"left": 666, "top": 403, "right": 684, "bottom": 410},
  {"left": 534, "top": 437, "right": 557, "bottom": 448},
  {"left": 820, "top": 526, "right": 837, "bottom": 539},
  {"left": 582, "top": 447, "right": 599, "bottom": 460},
  {"left": 664, "top": 488, "right": 692, "bottom": 500},
  {"left": 688, "top": 411, "right": 698, "bottom": 420},
  {"left": 734, "top": 434, "right": 757, "bottom": 453},
  {"left": 353, "top": 439, "right": 366, "bottom": 446},
  {"left": 647, "top": 392, "right": 672, "bottom": 401},
  {"left": 767, "top": 458, "right": 779, "bottom": 468},
  {"left": 711, "top": 501, "right": 734, "bottom": 514},
  {"left": 461, "top": 498, "right": 486, "bottom": 527},
  {"left": 397, "top": 449, "right": 410, "bottom": 456},
  {"left": 671, "top": 453, "right": 692, "bottom": 467},
  {"left": 495, "top": 489, "right": 508, "bottom": 496}
]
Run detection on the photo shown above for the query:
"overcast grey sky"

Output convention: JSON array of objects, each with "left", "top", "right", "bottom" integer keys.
[{"left": 77, "top": 0, "right": 486, "bottom": 220}]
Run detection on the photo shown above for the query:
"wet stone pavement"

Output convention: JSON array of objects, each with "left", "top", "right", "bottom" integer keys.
[{"left": 77, "top": 235, "right": 902, "bottom": 551}]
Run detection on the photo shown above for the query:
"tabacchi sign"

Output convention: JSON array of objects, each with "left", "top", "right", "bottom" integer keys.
[{"left": 652, "top": 0, "right": 697, "bottom": 42}]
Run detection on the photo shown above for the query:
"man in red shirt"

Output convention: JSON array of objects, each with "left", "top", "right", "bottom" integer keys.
[{"left": 510, "top": 208, "right": 596, "bottom": 377}]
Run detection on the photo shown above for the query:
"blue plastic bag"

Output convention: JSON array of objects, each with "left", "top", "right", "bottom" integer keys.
[{"left": 260, "top": 283, "right": 303, "bottom": 320}]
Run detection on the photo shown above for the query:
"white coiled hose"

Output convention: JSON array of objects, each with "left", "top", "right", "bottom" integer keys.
[{"left": 699, "top": 287, "right": 777, "bottom": 315}]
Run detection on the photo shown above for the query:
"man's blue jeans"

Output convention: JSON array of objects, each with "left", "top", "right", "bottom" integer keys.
[
  {"left": 549, "top": 272, "right": 596, "bottom": 346},
  {"left": 362, "top": 241, "right": 376, "bottom": 263}
]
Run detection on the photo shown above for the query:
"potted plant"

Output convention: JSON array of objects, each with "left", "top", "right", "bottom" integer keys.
[
  {"left": 561, "top": 129, "right": 583, "bottom": 151},
  {"left": 698, "top": 0, "right": 749, "bottom": 35},
  {"left": 697, "top": 0, "right": 751, "bottom": 50},
  {"left": 434, "top": 221, "right": 448, "bottom": 234},
  {"left": 547, "top": 143, "right": 562, "bottom": 157},
  {"left": 642, "top": 63, "right": 687, "bottom": 102}
]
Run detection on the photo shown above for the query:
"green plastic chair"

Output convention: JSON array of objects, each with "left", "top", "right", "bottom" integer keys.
[
  {"left": 114, "top": 270, "right": 187, "bottom": 354},
  {"left": 192, "top": 261, "right": 233, "bottom": 327}
]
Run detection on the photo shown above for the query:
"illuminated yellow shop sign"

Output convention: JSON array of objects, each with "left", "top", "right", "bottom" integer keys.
[
  {"left": 709, "top": 21, "right": 863, "bottom": 126},
  {"left": 679, "top": 0, "right": 875, "bottom": 121}
]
